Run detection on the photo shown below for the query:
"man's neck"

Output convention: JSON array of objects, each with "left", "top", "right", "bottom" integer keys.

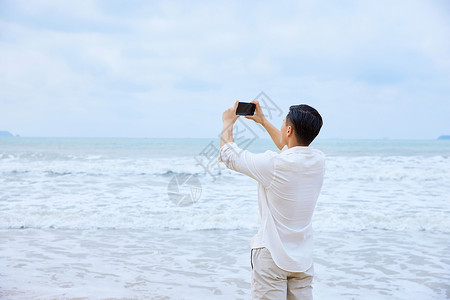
[{"left": 287, "top": 139, "right": 308, "bottom": 148}]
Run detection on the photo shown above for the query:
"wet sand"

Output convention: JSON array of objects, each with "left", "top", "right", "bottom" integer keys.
[{"left": 0, "top": 228, "right": 448, "bottom": 299}]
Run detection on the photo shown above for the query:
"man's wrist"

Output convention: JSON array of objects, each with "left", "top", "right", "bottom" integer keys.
[
  {"left": 260, "top": 116, "right": 267, "bottom": 127},
  {"left": 223, "top": 120, "right": 236, "bottom": 128},
  {"left": 220, "top": 121, "right": 236, "bottom": 147}
]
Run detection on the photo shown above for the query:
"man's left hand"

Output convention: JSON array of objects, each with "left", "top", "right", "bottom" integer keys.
[{"left": 222, "top": 101, "right": 240, "bottom": 125}]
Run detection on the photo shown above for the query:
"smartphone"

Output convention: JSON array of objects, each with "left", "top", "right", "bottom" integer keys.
[{"left": 236, "top": 102, "right": 256, "bottom": 116}]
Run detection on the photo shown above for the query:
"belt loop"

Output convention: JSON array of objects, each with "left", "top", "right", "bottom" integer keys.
[{"left": 250, "top": 248, "right": 254, "bottom": 270}]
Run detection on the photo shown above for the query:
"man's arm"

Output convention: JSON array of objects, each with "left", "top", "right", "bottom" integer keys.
[
  {"left": 219, "top": 101, "right": 276, "bottom": 187},
  {"left": 260, "top": 117, "right": 284, "bottom": 150},
  {"left": 246, "top": 101, "right": 284, "bottom": 150},
  {"left": 220, "top": 101, "right": 239, "bottom": 148}
]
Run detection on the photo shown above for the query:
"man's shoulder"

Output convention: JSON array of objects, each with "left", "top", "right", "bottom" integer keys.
[
  {"left": 275, "top": 147, "right": 325, "bottom": 170},
  {"left": 309, "top": 148, "right": 325, "bottom": 159},
  {"left": 258, "top": 149, "right": 280, "bottom": 160}
]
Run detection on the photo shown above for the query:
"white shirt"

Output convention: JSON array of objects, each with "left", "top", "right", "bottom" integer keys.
[{"left": 219, "top": 142, "right": 325, "bottom": 272}]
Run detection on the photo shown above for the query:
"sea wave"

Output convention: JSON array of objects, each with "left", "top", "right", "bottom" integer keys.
[
  {"left": 1, "top": 145, "right": 449, "bottom": 234},
  {"left": 0, "top": 196, "right": 448, "bottom": 232}
]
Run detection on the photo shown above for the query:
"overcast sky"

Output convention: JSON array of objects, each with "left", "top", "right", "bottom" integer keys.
[{"left": 0, "top": 0, "right": 449, "bottom": 139}]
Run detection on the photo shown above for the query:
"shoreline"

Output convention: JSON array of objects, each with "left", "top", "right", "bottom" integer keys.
[{"left": 1, "top": 228, "right": 448, "bottom": 299}]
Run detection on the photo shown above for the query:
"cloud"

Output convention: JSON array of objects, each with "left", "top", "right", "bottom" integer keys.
[{"left": 0, "top": 0, "right": 449, "bottom": 138}]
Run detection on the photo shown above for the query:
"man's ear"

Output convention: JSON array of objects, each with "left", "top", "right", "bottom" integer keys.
[{"left": 286, "top": 125, "right": 293, "bottom": 137}]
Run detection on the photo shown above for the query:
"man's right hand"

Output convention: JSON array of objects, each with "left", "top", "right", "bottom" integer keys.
[{"left": 245, "top": 101, "right": 266, "bottom": 126}]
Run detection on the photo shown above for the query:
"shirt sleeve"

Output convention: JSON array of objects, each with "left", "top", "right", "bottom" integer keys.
[{"left": 218, "top": 142, "right": 275, "bottom": 187}]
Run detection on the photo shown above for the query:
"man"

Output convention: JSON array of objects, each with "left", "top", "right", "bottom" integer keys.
[{"left": 219, "top": 101, "right": 325, "bottom": 300}]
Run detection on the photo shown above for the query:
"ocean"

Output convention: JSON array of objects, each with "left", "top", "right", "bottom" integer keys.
[{"left": 0, "top": 137, "right": 449, "bottom": 299}]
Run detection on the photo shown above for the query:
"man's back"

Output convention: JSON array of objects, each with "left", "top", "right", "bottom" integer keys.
[
  {"left": 269, "top": 145, "right": 325, "bottom": 229},
  {"left": 265, "top": 145, "right": 325, "bottom": 271},
  {"left": 219, "top": 142, "right": 325, "bottom": 271}
]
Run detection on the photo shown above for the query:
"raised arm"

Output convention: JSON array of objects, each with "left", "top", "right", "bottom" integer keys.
[
  {"left": 220, "top": 101, "right": 239, "bottom": 148},
  {"left": 219, "top": 100, "right": 275, "bottom": 186},
  {"left": 246, "top": 101, "right": 284, "bottom": 150}
]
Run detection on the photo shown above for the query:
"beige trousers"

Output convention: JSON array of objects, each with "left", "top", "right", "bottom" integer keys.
[{"left": 251, "top": 247, "right": 314, "bottom": 300}]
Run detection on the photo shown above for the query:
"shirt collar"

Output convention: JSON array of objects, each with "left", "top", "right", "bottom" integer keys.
[{"left": 281, "top": 145, "right": 309, "bottom": 154}]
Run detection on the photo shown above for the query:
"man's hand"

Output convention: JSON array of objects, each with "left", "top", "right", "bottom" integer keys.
[
  {"left": 222, "top": 100, "right": 240, "bottom": 125},
  {"left": 245, "top": 101, "right": 266, "bottom": 126}
]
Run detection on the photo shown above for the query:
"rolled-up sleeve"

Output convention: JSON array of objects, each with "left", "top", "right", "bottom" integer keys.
[{"left": 218, "top": 142, "right": 275, "bottom": 187}]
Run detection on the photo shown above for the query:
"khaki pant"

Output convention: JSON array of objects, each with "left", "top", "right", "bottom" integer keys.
[{"left": 251, "top": 247, "right": 314, "bottom": 300}]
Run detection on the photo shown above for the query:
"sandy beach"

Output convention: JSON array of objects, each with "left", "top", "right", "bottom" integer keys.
[{"left": 1, "top": 228, "right": 448, "bottom": 299}]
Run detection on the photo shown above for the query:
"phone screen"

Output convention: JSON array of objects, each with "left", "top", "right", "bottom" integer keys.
[{"left": 236, "top": 102, "right": 256, "bottom": 116}]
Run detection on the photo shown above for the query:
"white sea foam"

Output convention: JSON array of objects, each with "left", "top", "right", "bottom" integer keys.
[{"left": 1, "top": 148, "right": 449, "bottom": 232}]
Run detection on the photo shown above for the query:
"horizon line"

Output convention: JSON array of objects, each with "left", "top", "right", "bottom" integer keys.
[{"left": 1, "top": 135, "right": 447, "bottom": 141}]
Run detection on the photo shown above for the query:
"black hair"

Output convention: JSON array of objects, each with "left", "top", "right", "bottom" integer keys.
[{"left": 286, "top": 104, "right": 323, "bottom": 146}]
